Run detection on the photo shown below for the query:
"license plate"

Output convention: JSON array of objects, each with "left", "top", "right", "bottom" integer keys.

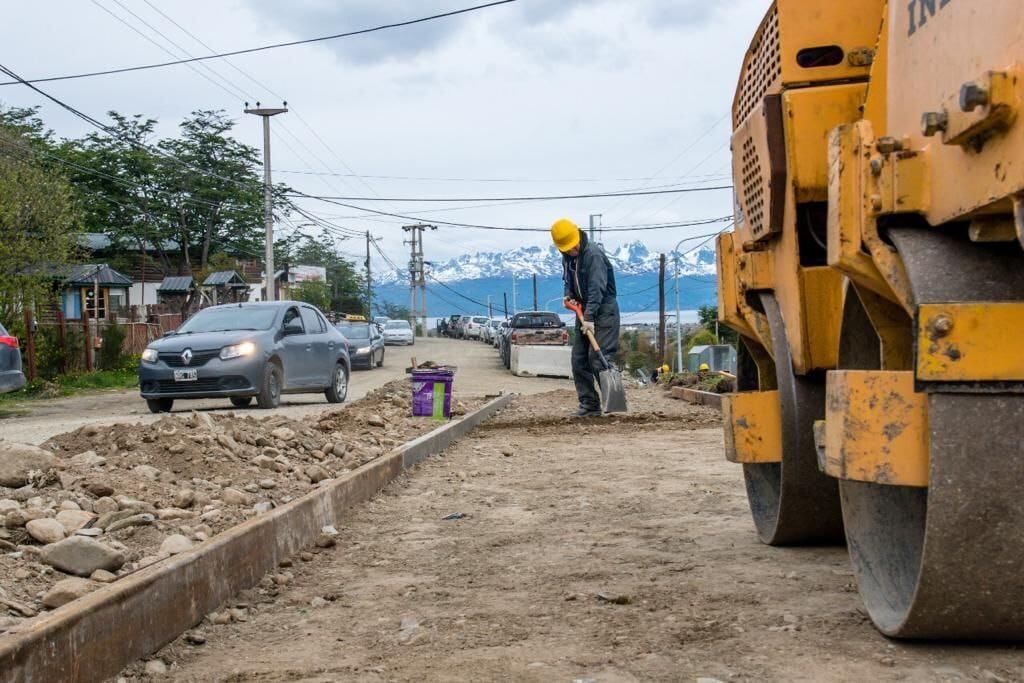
[{"left": 173, "top": 369, "right": 198, "bottom": 382}]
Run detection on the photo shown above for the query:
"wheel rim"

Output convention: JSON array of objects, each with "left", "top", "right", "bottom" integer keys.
[
  {"left": 335, "top": 366, "right": 347, "bottom": 396},
  {"left": 269, "top": 371, "right": 280, "bottom": 401}
]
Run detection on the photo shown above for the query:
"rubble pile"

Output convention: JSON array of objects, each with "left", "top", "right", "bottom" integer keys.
[{"left": 0, "top": 380, "right": 474, "bottom": 631}]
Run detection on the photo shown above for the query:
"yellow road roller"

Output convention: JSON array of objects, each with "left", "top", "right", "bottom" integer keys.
[{"left": 718, "top": 0, "right": 1024, "bottom": 638}]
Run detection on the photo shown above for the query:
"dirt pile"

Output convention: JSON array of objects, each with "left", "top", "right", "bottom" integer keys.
[{"left": 0, "top": 380, "right": 476, "bottom": 630}]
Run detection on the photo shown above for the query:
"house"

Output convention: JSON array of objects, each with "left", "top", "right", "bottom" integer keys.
[
  {"left": 156, "top": 276, "right": 198, "bottom": 316},
  {"left": 56, "top": 264, "right": 133, "bottom": 321}
]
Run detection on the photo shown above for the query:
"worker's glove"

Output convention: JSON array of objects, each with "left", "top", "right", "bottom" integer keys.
[{"left": 580, "top": 320, "right": 596, "bottom": 337}]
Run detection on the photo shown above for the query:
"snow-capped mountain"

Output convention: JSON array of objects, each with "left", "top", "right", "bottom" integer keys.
[{"left": 374, "top": 240, "right": 716, "bottom": 284}]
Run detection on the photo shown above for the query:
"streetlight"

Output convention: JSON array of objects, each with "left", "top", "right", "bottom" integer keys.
[
  {"left": 245, "top": 101, "right": 288, "bottom": 302},
  {"left": 671, "top": 235, "right": 712, "bottom": 373}
]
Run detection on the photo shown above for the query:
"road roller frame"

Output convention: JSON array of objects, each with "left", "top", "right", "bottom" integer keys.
[{"left": 718, "top": 0, "right": 1024, "bottom": 638}]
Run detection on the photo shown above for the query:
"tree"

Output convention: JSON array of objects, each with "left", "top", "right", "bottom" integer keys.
[
  {"left": 0, "top": 115, "right": 81, "bottom": 321},
  {"left": 697, "top": 304, "right": 737, "bottom": 344},
  {"left": 373, "top": 302, "right": 411, "bottom": 321},
  {"left": 292, "top": 280, "right": 331, "bottom": 313},
  {"left": 279, "top": 229, "right": 365, "bottom": 314}
]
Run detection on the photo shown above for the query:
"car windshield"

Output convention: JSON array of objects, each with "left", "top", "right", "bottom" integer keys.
[
  {"left": 177, "top": 306, "right": 277, "bottom": 333},
  {"left": 0, "top": 322, "right": 7, "bottom": 336},
  {"left": 386, "top": 321, "right": 411, "bottom": 330},
  {"left": 473, "top": 317, "right": 488, "bottom": 324},
  {"left": 338, "top": 324, "right": 371, "bottom": 339},
  {"left": 512, "top": 313, "right": 562, "bottom": 328}
]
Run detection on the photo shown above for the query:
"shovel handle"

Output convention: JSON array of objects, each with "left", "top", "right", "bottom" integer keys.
[{"left": 564, "top": 299, "right": 606, "bottom": 359}]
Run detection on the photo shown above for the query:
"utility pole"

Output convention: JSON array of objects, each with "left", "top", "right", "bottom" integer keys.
[
  {"left": 365, "top": 231, "right": 374, "bottom": 319},
  {"left": 532, "top": 274, "right": 538, "bottom": 311},
  {"left": 487, "top": 295, "right": 493, "bottom": 319},
  {"left": 675, "top": 255, "right": 683, "bottom": 373},
  {"left": 503, "top": 292, "right": 509, "bottom": 318},
  {"left": 589, "top": 213, "right": 602, "bottom": 245},
  {"left": 245, "top": 101, "right": 288, "bottom": 302},
  {"left": 511, "top": 273, "right": 518, "bottom": 314},
  {"left": 403, "top": 224, "right": 436, "bottom": 335},
  {"left": 658, "top": 253, "right": 667, "bottom": 364}
]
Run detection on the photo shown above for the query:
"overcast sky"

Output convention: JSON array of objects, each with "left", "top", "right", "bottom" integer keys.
[{"left": 1, "top": 0, "right": 766, "bottom": 271}]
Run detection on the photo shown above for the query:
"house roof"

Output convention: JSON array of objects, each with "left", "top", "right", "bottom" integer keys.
[
  {"left": 79, "top": 233, "right": 178, "bottom": 252},
  {"left": 687, "top": 345, "right": 712, "bottom": 355},
  {"left": 157, "top": 276, "right": 195, "bottom": 293},
  {"left": 203, "top": 270, "right": 249, "bottom": 287},
  {"left": 62, "top": 264, "right": 133, "bottom": 288}
]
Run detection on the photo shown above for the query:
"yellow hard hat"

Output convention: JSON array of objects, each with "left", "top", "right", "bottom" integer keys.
[
  {"left": 699, "top": 363, "right": 710, "bottom": 371},
  {"left": 551, "top": 218, "right": 581, "bottom": 253}
]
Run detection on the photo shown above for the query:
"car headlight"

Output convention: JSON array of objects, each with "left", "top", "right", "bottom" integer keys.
[
  {"left": 354, "top": 346, "right": 370, "bottom": 355},
  {"left": 220, "top": 341, "right": 256, "bottom": 360},
  {"left": 141, "top": 348, "right": 159, "bottom": 363}
]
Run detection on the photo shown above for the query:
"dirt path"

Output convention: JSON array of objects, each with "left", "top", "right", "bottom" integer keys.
[
  {"left": 0, "top": 338, "right": 562, "bottom": 445},
  {"left": 125, "top": 389, "right": 1023, "bottom": 682}
]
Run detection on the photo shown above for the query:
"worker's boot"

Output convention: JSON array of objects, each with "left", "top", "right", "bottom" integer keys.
[{"left": 570, "top": 406, "right": 603, "bottom": 418}]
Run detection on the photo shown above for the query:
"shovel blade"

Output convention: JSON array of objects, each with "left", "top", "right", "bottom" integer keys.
[{"left": 598, "top": 368, "right": 628, "bottom": 414}]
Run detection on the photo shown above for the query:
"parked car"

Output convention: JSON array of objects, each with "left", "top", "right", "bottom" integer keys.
[
  {"left": 0, "top": 321, "right": 26, "bottom": 394},
  {"left": 382, "top": 319, "right": 415, "bottom": 345},
  {"left": 463, "top": 315, "right": 490, "bottom": 340},
  {"left": 481, "top": 318, "right": 501, "bottom": 344},
  {"left": 448, "top": 315, "right": 465, "bottom": 339},
  {"left": 139, "top": 302, "right": 351, "bottom": 413},
  {"left": 500, "top": 311, "right": 568, "bottom": 369},
  {"left": 373, "top": 316, "right": 390, "bottom": 327},
  {"left": 336, "top": 321, "right": 385, "bottom": 369},
  {"left": 493, "top": 320, "right": 509, "bottom": 349}
]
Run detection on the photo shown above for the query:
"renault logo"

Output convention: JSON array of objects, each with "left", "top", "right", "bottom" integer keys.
[{"left": 181, "top": 348, "right": 193, "bottom": 365}]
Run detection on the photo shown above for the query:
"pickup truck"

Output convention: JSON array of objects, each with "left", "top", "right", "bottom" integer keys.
[{"left": 500, "top": 311, "right": 568, "bottom": 368}]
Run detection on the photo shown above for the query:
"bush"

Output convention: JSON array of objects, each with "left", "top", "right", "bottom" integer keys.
[{"left": 98, "top": 322, "right": 127, "bottom": 371}]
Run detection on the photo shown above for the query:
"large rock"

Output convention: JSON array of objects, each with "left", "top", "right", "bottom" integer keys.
[
  {"left": 55, "top": 509, "right": 95, "bottom": 532},
  {"left": 26, "top": 518, "right": 67, "bottom": 544},
  {"left": 40, "top": 536, "right": 125, "bottom": 576},
  {"left": 160, "top": 534, "right": 193, "bottom": 555},
  {"left": 0, "top": 443, "right": 58, "bottom": 488},
  {"left": 271, "top": 427, "right": 295, "bottom": 442},
  {"left": 42, "top": 578, "right": 98, "bottom": 608},
  {"left": 69, "top": 450, "right": 106, "bottom": 468}
]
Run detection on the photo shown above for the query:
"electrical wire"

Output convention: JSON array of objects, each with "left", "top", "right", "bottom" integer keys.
[
  {"left": 273, "top": 169, "right": 733, "bottom": 184},
  {"left": 0, "top": 1, "right": 519, "bottom": 86},
  {"left": 289, "top": 185, "right": 732, "bottom": 203}
]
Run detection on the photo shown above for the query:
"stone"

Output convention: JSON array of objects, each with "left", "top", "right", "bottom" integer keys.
[
  {"left": 501, "top": 447, "right": 514, "bottom": 457},
  {"left": 26, "top": 518, "right": 67, "bottom": 544},
  {"left": 185, "top": 632, "right": 206, "bottom": 645},
  {"left": 0, "top": 499, "right": 20, "bottom": 514},
  {"left": 58, "top": 500, "right": 81, "bottom": 511},
  {"left": 84, "top": 480, "right": 114, "bottom": 497},
  {"left": 199, "top": 509, "right": 222, "bottom": 523},
  {"left": 105, "top": 513, "right": 155, "bottom": 533},
  {"left": 41, "top": 536, "right": 125, "bottom": 576},
  {"left": 310, "top": 596, "right": 329, "bottom": 608},
  {"left": 8, "top": 485, "right": 37, "bottom": 502},
  {"left": 167, "top": 443, "right": 186, "bottom": 455},
  {"left": 75, "top": 527, "right": 103, "bottom": 538},
  {"left": 6, "top": 507, "right": 44, "bottom": 528},
  {"left": 314, "top": 533, "right": 336, "bottom": 549},
  {"left": 160, "top": 534, "right": 193, "bottom": 555},
  {"left": 132, "top": 465, "right": 160, "bottom": 481},
  {"left": 174, "top": 489, "right": 196, "bottom": 509},
  {"left": 156, "top": 508, "right": 194, "bottom": 521},
  {"left": 144, "top": 659, "right": 168, "bottom": 675},
  {"left": 69, "top": 450, "right": 106, "bottom": 468},
  {"left": 92, "top": 497, "right": 118, "bottom": 515},
  {"left": 220, "top": 488, "right": 251, "bottom": 506},
  {"left": 42, "top": 578, "right": 98, "bottom": 608},
  {"left": 56, "top": 509, "right": 95, "bottom": 532},
  {"left": 331, "top": 443, "right": 347, "bottom": 458},
  {"left": 258, "top": 479, "right": 276, "bottom": 490},
  {"left": 90, "top": 569, "right": 117, "bottom": 583},
  {"left": 300, "top": 551, "right": 314, "bottom": 562},
  {"left": 253, "top": 502, "right": 272, "bottom": 514},
  {"left": 254, "top": 455, "right": 276, "bottom": 470},
  {"left": 243, "top": 483, "right": 260, "bottom": 494},
  {"left": 366, "top": 414, "right": 386, "bottom": 428},
  {"left": 305, "top": 465, "right": 330, "bottom": 483},
  {"left": 209, "top": 611, "right": 232, "bottom": 625},
  {"left": 271, "top": 427, "right": 295, "bottom": 442},
  {"left": 0, "top": 442, "right": 58, "bottom": 488}
]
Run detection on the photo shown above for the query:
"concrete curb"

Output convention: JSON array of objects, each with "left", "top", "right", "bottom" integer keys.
[
  {"left": 670, "top": 387, "right": 724, "bottom": 409},
  {"left": 0, "top": 393, "right": 514, "bottom": 683}
]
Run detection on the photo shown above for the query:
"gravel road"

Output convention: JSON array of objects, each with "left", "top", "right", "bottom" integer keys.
[{"left": 0, "top": 338, "right": 565, "bottom": 445}]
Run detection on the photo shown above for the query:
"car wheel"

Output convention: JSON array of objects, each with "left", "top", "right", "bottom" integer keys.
[
  {"left": 230, "top": 396, "right": 253, "bottom": 408},
  {"left": 257, "top": 362, "right": 282, "bottom": 409},
  {"left": 146, "top": 398, "right": 173, "bottom": 414},
  {"left": 325, "top": 362, "right": 349, "bottom": 404},
  {"left": 377, "top": 350, "right": 384, "bottom": 368}
]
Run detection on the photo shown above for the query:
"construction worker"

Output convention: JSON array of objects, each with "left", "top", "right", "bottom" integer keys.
[
  {"left": 660, "top": 363, "right": 670, "bottom": 380},
  {"left": 552, "top": 218, "right": 620, "bottom": 417}
]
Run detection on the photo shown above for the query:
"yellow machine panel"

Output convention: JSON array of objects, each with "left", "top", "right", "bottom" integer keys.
[
  {"left": 917, "top": 302, "right": 1024, "bottom": 382},
  {"left": 723, "top": 391, "right": 783, "bottom": 464}
]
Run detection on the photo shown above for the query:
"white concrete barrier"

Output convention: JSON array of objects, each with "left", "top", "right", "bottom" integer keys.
[{"left": 511, "top": 345, "right": 573, "bottom": 379}]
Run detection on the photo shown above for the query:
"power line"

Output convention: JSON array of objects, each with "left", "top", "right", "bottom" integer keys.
[
  {"left": 0, "top": 1, "right": 519, "bottom": 86},
  {"left": 288, "top": 185, "right": 732, "bottom": 203},
  {"left": 273, "top": 169, "right": 733, "bottom": 184}
]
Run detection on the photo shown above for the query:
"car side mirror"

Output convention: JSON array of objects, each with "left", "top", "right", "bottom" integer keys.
[{"left": 283, "top": 320, "right": 304, "bottom": 336}]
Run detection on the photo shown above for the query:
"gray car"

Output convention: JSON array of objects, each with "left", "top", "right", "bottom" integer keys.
[
  {"left": 139, "top": 302, "right": 351, "bottom": 413},
  {"left": 0, "top": 321, "right": 26, "bottom": 394},
  {"left": 337, "top": 321, "right": 385, "bottom": 369}
]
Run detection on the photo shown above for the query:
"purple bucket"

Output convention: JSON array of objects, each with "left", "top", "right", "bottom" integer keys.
[{"left": 411, "top": 369, "right": 455, "bottom": 418}]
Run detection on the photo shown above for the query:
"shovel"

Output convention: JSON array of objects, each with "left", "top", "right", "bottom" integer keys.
[{"left": 565, "top": 299, "right": 628, "bottom": 414}]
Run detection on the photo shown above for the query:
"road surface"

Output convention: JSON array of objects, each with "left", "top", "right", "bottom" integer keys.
[{"left": 0, "top": 338, "right": 566, "bottom": 445}]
